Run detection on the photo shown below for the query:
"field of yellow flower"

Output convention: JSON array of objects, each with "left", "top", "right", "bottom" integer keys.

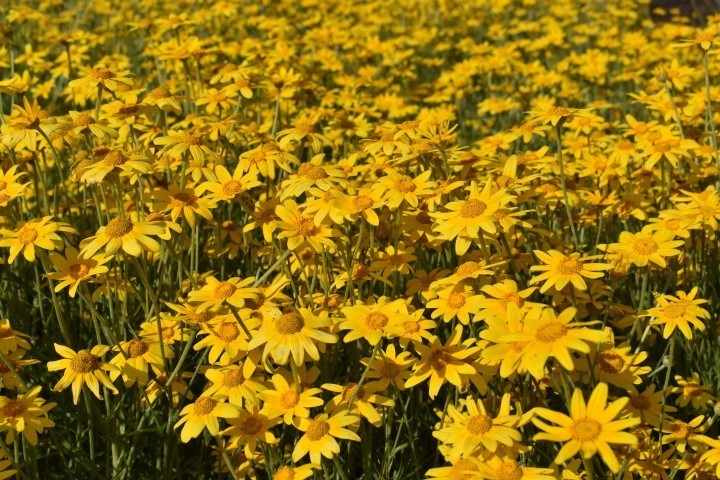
[{"left": 2, "top": 0, "right": 720, "bottom": 478}]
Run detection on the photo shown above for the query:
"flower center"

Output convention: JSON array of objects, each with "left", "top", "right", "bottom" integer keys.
[
  {"left": 127, "top": 339, "right": 149, "bottom": 358},
  {"left": 240, "top": 416, "right": 264, "bottom": 435},
  {"left": 571, "top": 418, "right": 601, "bottom": 441},
  {"left": 214, "top": 282, "right": 237, "bottom": 301},
  {"left": 352, "top": 264, "right": 369, "bottom": 280},
  {"left": 68, "top": 263, "right": 91, "bottom": 280},
  {"left": 91, "top": 66, "right": 115, "bottom": 80},
  {"left": 216, "top": 322, "right": 240, "bottom": 342},
  {"left": 297, "top": 163, "right": 328, "bottom": 180},
  {"left": 105, "top": 217, "right": 134, "bottom": 238},
  {"left": 597, "top": 351, "right": 625, "bottom": 374},
  {"left": 654, "top": 142, "right": 671, "bottom": 153},
  {"left": 222, "top": 368, "right": 245, "bottom": 387},
  {"left": 549, "top": 106, "right": 571, "bottom": 116},
  {"left": 280, "top": 390, "right": 300, "bottom": 409},
  {"left": 1, "top": 401, "right": 24, "bottom": 418},
  {"left": 662, "top": 303, "right": 686, "bottom": 318},
  {"left": 74, "top": 113, "right": 95, "bottom": 126},
  {"left": 630, "top": 394, "right": 651, "bottom": 411},
  {"left": 429, "top": 349, "right": 452, "bottom": 370},
  {"left": 403, "top": 320, "right": 420, "bottom": 334},
  {"left": 633, "top": 238, "right": 659, "bottom": 255},
  {"left": 222, "top": 180, "right": 243, "bottom": 197},
  {"left": 500, "top": 293, "right": 523, "bottom": 309},
  {"left": 274, "top": 467, "right": 295, "bottom": 480},
  {"left": 275, "top": 313, "right": 305, "bottom": 335},
  {"left": 17, "top": 227, "right": 38, "bottom": 245},
  {"left": 536, "top": 321, "right": 567, "bottom": 342},
  {"left": 456, "top": 261, "right": 480, "bottom": 277},
  {"left": 181, "top": 131, "right": 203, "bottom": 146},
  {"left": 341, "top": 382, "right": 366, "bottom": 402},
  {"left": 672, "top": 421, "right": 693, "bottom": 438},
  {"left": 193, "top": 397, "right": 216, "bottom": 415},
  {"left": 394, "top": 177, "right": 416, "bottom": 193},
  {"left": 71, "top": 351, "right": 99, "bottom": 373},
  {"left": 306, "top": 420, "right": 330, "bottom": 441},
  {"left": 295, "top": 217, "right": 317, "bottom": 236},
  {"left": 366, "top": 312, "right": 389, "bottom": 330},
  {"left": 353, "top": 195, "right": 374, "bottom": 211},
  {"left": 448, "top": 459, "right": 479, "bottom": 480},
  {"left": 684, "top": 384, "right": 703, "bottom": 397},
  {"left": 447, "top": 292, "right": 466, "bottom": 309},
  {"left": 497, "top": 462, "right": 524, "bottom": 480},
  {"left": 558, "top": 257, "right": 583, "bottom": 275},
  {"left": 460, "top": 199, "right": 488, "bottom": 218},
  {"left": 466, "top": 414, "right": 493, "bottom": 435},
  {"left": 169, "top": 191, "right": 194, "bottom": 207}
]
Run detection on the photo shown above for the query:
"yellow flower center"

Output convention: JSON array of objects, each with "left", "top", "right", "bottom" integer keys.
[
  {"left": 403, "top": 320, "right": 420, "bottom": 334},
  {"left": 416, "top": 211, "right": 433, "bottom": 225},
  {"left": 509, "top": 341, "right": 527, "bottom": 353},
  {"left": 654, "top": 142, "right": 671, "bottom": 153},
  {"left": 466, "top": 414, "right": 493, "bottom": 435},
  {"left": 633, "top": 238, "right": 659, "bottom": 256},
  {"left": 274, "top": 467, "right": 296, "bottom": 480},
  {"left": 181, "top": 131, "right": 203, "bottom": 146},
  {"left": 684, "top": 384, "right": 704, "bottom": 397},
  {"left": 447, "top": 292, "right": 466, "bottom": 309},
  {"left": 17, "top": 226, "right": 38, "bottom": 245},
  {"left": 456, "top": 261, "right": 480, "bottom": 277},
  {"left": 341, "top": 382, "right": 366, "bottom": 402},
  {"left": 496, "top": 462, "right": 524, "bottom": 480},
  {"left": 353, "top": 195, "right": 374, "bottom": 211},
  {"left": 193, "top": 397, "right": 216, "bottom": 415},
  {"left": 662, "top": 303, "right": 686, "bottom": 318},
  {"left": 297, "top": 163, "right": 328, "bottom": 179},
  {"left": 169, "top": 191, "right": 194, "bottom": 207},
  {"left": 280, "top": 390, "right": 300, "bottom": 409},
  {"left": 240, "top": 415, "right": 264, "bottom": 435},
  {"left": 535, "top": 321, "right": 567, "bottom": 342},
  {"left": 0, "top": 181, "right": 7, "bottom": 190},
  {"left": 548, "top": 106, "right": 571, "bottom": 116},
  {"left": 71, "top": 351, "right": 99, "bottom": 373},
  {"left": 68, "top": 263, "right": 91, "bottom": 280},
  {"left": 222, "top": 368, "right": 245, "bottom": 387},
  {"left": 214, "top": 282, "right": 237, "bottom": 301},
  {"left": 105, "top": 217, "right": 134, "bottom": 238},
  {"left": 571, "top": 418, "right": 601, "bottom": 441},
  {"left": 557, "top": 257, "right": 583, "bottom": 275},
  {"left": 352, "top": 263, "right": 369, "bottom": 280},
  {"left": 366, "top": 312, "right": 389, "bottom": 330},
  {"left": 74, "top": 113, "right": 95, "bottom": 126},
  {"left": 672, "top": 421, "right": 693, "bottom": 438},
  {"left": 275, "top": 313, "right": 305, "bottom": 335},
  {"left": 0, "top": 328, "right": 13, "bottom": 339},
  {"left": 216, "top": 322, "right": 240, "bottom": 342},
  {"left": 630, "top": 394, "right": 651, "bottom": 411},
  {"left": 91, "top": 66, "right": 115, "bottom": 80},
  {"left": 394, "top": 177, "right": 416, "bottom": 193},
  {"left": 294, "top": 217, "right": 317, "bottom": 236},
  {"left": 429, "top": 349, "right": 452, "bottom": 370},
  {"left": 244, "top": 294, "right": 266, "bottom": 311},
  {"left": 448, "top": 459, "right": 479, "bottom": 480},
  {"left": 187, "top": 308, "right": 214, "bottom": 325},
  {"left": 127, "top": 339, "right": 149, "bottom": 358},
  {"left": 149, "top": 87, "right": 171, "bottom": 99},
  {"left": 500, "top": 293, "right": 523, "bottom": 309},
  {"left": 305, "top": 420, "right": 330, "bottom": 441},
  {"left": 1, "top": 401, "right": 24, "bottom": 418},
  {"left": 597, "top": 351, "right": 625, "bottom": 374},
  {"left": 222, "top": 180, "right": 243, "bottom": 197},
  {"left": 460, "top": 199, "right": 488, "bottom": 218}
]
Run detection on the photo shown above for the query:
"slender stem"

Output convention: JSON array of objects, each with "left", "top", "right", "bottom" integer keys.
[{"left": 554, "top": 125, "right": 580, "bottom": 251}]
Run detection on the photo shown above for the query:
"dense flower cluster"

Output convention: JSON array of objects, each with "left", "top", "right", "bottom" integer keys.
[{"left": 0, "top": 0, "right": 719, "bottom": 478}]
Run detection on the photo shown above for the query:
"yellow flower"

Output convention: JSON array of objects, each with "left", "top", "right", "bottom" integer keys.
[
  {"left": 222, "top": 406, "right": 279, "bottom": 457},
  {"left": 322, "top": 380, "right": 394, "bottom": 427},
  {"left": 152, "top": 184, "right": 216, "bottom": 228},
  {"left": 671, "top": 373, "right": 715, "bottom": 411},
  {"left": 646, "top": 288, "right": 710, "bottom": 339},
  {"left": 475, "top": 453, "right": 555, "bottom": 480},
  {"left": 530, "top": 250, "right": 609, "bottom": 293},
  {"left": 204, "top": 356, "right": 265, "bottom": 406},
  {"left": 109, "top": 339, "right": 170, "bottom": 386},
  {"left": 68, "top": 64, "right": 134, "bottom": 95},
  {"left": 47, "top": 344, "right": 118, "bottom": 404},
  {"left": 374, "top": 169, "right": 434, "bottom": 209},
  {"left": 247, "top": 308, "right": 337, "bottom": 365},
  {"left": 433, "top": 394, "right": 521, "bottom": 459},
  {"left": 0, "top": 320, "right": 31, "bottom": 354},
  {"left": 340, "top": 299, "right": 411, "bottom": 346},
  {"left": 174, "top": 396, "right": 239, "bottom": 443},
  {"left": 80, "top": 148, "right": 151, "bottom": 184},
  {"left": 433, "top": 181, "right": 515, "bottom": 255},
  {"left": 622, "top": 384, "right": 676, "bottom": 426},
  {"left": 291, "top": 411, "right": 361, "bottom": 464},
  {"left": 0, "top": 217, "right": 70, "bottom": 264},
  {"left": 194, "top": 317, "right": 259, "bottom": 365},
  {"left": 533, "top": 383, "right": 639, "bottom": 473},
  {"left": 501, "top": 307, "right": 610, "bottom": 379},
  {"left": 188, "top": 276, "right": 259, "bottom": 311},
  {"left": 661, "top": 415, "right": 706, "bottom": 453},
  {"left": 0, "top": 386, "right": 55, "bottom": 446},
  {"left": 46, "top": 247, "right": 112, "bottom": 297},
  {"left": 0, "top": 165, "right": 29, "bottom": 208},
  {"left": 258, "top": 372, "right": 324, "bottom": 425},
  {"left": 201, "top": 164, "right": 261, "bottom": 203},
  {"left": 331, "top": 188, "right": 386, "bottom": 226},
  {"left": 606, "top": 227, "right": 683, "bottom": 268},
  {"left": 80, "top": 216, "right": 164, "bottom": 257},
  {"left": 426, "top": 284, "right": 484, "bottom": 325},
  {"left": 274, "top": 200, "right": 339, "bottom": 252},
  {"left": 404, "top": 326, "right": 478, "bottom": 398}
]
